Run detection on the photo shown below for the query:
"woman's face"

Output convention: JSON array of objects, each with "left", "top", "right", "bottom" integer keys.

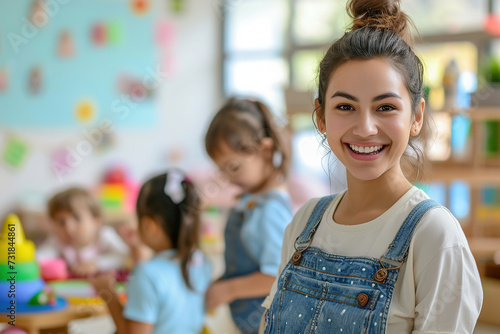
[{"left": 316, "top": 58, "right": 423, "bottom": 182}]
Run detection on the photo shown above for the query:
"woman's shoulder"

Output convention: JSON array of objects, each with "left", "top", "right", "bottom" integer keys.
[{"left": 412, "top": 197, "right": 469, "bottom": 250}]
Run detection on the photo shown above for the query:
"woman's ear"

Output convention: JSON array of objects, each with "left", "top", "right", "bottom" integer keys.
[
  {"left": 411, "top": 98, "right": 425, "bottom": 136},
  {"left": 314, "top": 99, "right": 326, "bottom": 134}
]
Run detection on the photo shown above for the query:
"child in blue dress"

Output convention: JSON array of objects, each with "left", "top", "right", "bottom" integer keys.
[
  {"left": 204, "top": 98, "right": 293, "bottom": 334},
  {"left": 262, "top": 0, "right": 482, "bottom": 333},
  {"left": 91, "top": 170, "right": 211, "bottom": 334}
]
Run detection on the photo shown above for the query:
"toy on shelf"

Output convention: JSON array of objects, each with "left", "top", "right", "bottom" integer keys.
[{"left": 0, "top": 214, "right": 67, "bottom": 313}]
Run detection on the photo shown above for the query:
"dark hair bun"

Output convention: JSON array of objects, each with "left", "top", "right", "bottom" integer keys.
[{"left": 348, "top": 0, "right": 413, "bottom": 45}]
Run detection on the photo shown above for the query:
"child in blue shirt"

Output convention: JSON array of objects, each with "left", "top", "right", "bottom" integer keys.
[
  {"left": 204, "top": 98, "right": 293, "bottom": 334},
  {"left": 90, "top": 170, "right": 211, "bottom": 334}
]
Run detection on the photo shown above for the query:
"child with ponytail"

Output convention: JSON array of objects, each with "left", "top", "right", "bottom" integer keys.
[
  {"left": 205, "top": 98, "right": 293, "bottom": 334},
  {"left": 262, "top": 1, "right": 482, "bottom": 333},
  {"left": 91, "top": 170, "right": 211, "bottom": 334}
]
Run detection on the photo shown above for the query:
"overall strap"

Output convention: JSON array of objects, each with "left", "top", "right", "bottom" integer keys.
[
  {"left": 295, "top": 195, "right": 337, "bottom": 250},
  {"left": 382, "top": 199, "right": 441, "bottom": 263}
]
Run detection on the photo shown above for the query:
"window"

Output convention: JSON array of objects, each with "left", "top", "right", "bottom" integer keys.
[{"left": 222, "top": 0, "right": 488, "bottom": 113}]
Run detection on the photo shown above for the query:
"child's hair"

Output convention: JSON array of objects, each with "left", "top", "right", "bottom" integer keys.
[
  {"left": 48, "top": 187, "right": 101, "bottom": 220},
  {"left": 315, "top": 0, "right": 430, "bottom": 182},
  {"left": 205, "top": 97, "right": 290, "bottom": 179},
  {"left": 136, "top": 170, "right": 200, "bottom": 289}
]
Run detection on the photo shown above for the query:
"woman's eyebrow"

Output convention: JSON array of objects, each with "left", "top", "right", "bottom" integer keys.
[
  {"left": 330, "top": 91, "right": 402, "bottom": 102},
  {"left": 331, "top": 91, "right": 358, "bottom": 101},
  {"left": 372, "top": 92, "right": 402, "bottom": 102}
]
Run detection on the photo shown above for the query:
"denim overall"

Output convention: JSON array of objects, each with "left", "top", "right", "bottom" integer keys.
[
  {"left": 223, "top": 192, "right": 292, "bottom": 334},
  {"left": 265, "top": 195, "right": 440, "bottom": 334}
]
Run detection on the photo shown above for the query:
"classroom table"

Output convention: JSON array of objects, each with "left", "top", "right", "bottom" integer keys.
[{"left": 1, "top": 303, "right": 108, "bottom": 334}]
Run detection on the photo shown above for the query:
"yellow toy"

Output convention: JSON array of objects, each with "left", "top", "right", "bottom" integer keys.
[
  {"left": 0, "top": 214, "right": 35, "bottom": 263},
  {"left": 0, "top": 214, "right": 66, "bottom": 313}
]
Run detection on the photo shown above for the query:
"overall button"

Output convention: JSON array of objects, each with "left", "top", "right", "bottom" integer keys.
[
  {"left": 374, "top": 268, "right": 388, "bottom": 283},
  {"left": 291, "top": 251, "right": 302, "bottom": 265},
  {"left": 357, "top": 293, "right": 369, "bottom": 307}
]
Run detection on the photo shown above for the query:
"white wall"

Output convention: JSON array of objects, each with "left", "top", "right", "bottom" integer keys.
[{"left": 0, "top": 0, "right": 222, "bottom": 217}]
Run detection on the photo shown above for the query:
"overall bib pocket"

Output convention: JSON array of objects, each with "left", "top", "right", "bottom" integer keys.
[{"left": 276, "top": 270, "right": 381, "bottom": 333}]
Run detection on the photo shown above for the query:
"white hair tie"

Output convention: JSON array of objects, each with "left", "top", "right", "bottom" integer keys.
[{"left": 164, "top": 170, "right": 185, "bottom": 204}]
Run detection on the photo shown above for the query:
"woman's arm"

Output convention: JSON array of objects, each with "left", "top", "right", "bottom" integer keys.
[{"left": 206, "top": 271, "right": 275, "bottom": 311}]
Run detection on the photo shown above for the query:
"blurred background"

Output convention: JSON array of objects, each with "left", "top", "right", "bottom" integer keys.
[{"left": 1, "top": 0, "right": 500, "bottom": 332}]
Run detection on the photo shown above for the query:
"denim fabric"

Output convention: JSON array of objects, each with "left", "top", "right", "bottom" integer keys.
[
  {"left": 223, "top": 192, "right": 292, "bottom": 334},
  {"left": 265, "top": 196, "right": 440, "bottom": 334}
]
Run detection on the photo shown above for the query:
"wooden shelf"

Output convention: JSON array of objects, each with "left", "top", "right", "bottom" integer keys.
[
  {"left": 427, "top": 165, "right": 500, "bottom": 185},
  {"left": 468, "top": 237, "right": 500, "bottom": 260},
  {"left": 465, "top": 107, "right": 500, "bottom": 121}
]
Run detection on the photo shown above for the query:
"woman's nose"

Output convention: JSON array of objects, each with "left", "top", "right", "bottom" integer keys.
[{"left": 352, "top": 111, "right": 378, "bottom": 137}]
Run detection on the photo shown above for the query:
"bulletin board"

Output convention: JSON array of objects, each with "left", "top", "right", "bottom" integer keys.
[{"left": 0, "top": 0, "right": 160, "bottom": 128}]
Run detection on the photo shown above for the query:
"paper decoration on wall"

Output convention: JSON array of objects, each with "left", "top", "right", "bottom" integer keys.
[
  {"left": 0, "top": 68, "right": 8, "bottom": 93},
  {"left": 117, "top": 74, "right": 155, "bottom": 100},
  {"left": 76, "top": 100, "right": 96, "bottom": 122},
  {"left": 131, "top": 0, "right": 151, "bottom": 16},
  {"left": 30, "top": 0, "right": 49, "bottom": 28},
  {"left": 3, "top": 137, "right": 29, "bottom": 169},
  {"left": 58, "top": 30, "right": 75, "bottom": 58},
  {"left": 29, "top": 66, "right": 42, "bottom": 94},
  {"left": 92, "top": 22, "right": 107, "bottom": 46},
  {"left": 108, "top": 21, "right": 123, "bottom": 46},
  {"left": 155, "top": 20, "right": 175, "bottom": 47},
  {"left": 171, "top": 0, "right": 185, "bottom": 13}
]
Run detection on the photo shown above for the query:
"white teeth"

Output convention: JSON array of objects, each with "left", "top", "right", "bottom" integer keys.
[{"left": 349, "top": 144, "right": 384, "bottom": 154}]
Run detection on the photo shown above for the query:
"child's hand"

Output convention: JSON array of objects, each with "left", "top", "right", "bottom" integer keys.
[
  {"left": 88, "top": 272, "right": 116, "bottom": 301},
  {"left": 118, "top": 223, "right": 142, "bottom": 247},
  {"left": 71, "top": 262, "right": 98, "bottom": 277},
  {"left": 206, "top": 280, "right": 234, "bottom": 311},
  {"left": 118, "top": 223, "right": 153, "bottom": 264}
]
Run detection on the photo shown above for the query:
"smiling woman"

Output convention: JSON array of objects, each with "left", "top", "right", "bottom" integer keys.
[
  {"left": 261, "top": 0, "right": 483, "bottom": 333},
  {"left": 317, "top": 58, "right": 423, "bottom": 182}
]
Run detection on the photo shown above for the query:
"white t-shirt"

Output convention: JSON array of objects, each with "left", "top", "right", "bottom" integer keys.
[{"left": 262, "top": 187, "right": 482, "bottom": 334}]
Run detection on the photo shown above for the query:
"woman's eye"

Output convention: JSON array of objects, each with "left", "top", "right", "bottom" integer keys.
[
  {"left": 377, "top": 105, "right": 396, "bottom": 112},
  {"left": 337, "top": 104, "right": 354, "bottom": 111}
]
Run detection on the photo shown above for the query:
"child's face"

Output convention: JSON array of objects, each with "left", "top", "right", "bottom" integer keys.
[
  {"left": 51, "top": 200, "right": 100, "bottom": 248},
  {"left": 317, "top": 58, "right": 423, "bottom": 182},
  {"left": 212, "top": 141, "right": 272, "bottom": 193}
]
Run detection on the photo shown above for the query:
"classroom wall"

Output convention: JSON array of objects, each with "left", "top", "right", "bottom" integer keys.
[{"left": 0, "top": 0, "right": 222, "bottom": 217}]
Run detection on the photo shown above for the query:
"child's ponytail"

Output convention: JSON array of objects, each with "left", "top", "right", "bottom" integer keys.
[
  {"left": 177, "top": 179, "right": 201, "bottom": 290},
  {"left": 136, "top": 170, "right": 201, "bottom": 290}
]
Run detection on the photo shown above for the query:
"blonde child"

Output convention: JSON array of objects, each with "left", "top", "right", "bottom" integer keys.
[
  {"left": 91, "top": 170, "right": 212, "bottom": 334},
  {"left": 38, "top": 187, "right": 131, "bottom": 277},
  {"left": 204, "top": 98, "right": 293, "bottom": 334},
  {"left": 261, "top": 1, "right": 482, "bottom": 333}
]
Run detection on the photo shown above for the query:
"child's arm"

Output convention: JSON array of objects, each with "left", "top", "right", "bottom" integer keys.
[
  {"left": 206, "top": 272, "right": 275, "bottom": 311},
  {"left": 95, "top": 226, "right": 131, "bottom": 271},
  {"left": 89, "top": 273, "right": 154, "bottom": 334}
]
